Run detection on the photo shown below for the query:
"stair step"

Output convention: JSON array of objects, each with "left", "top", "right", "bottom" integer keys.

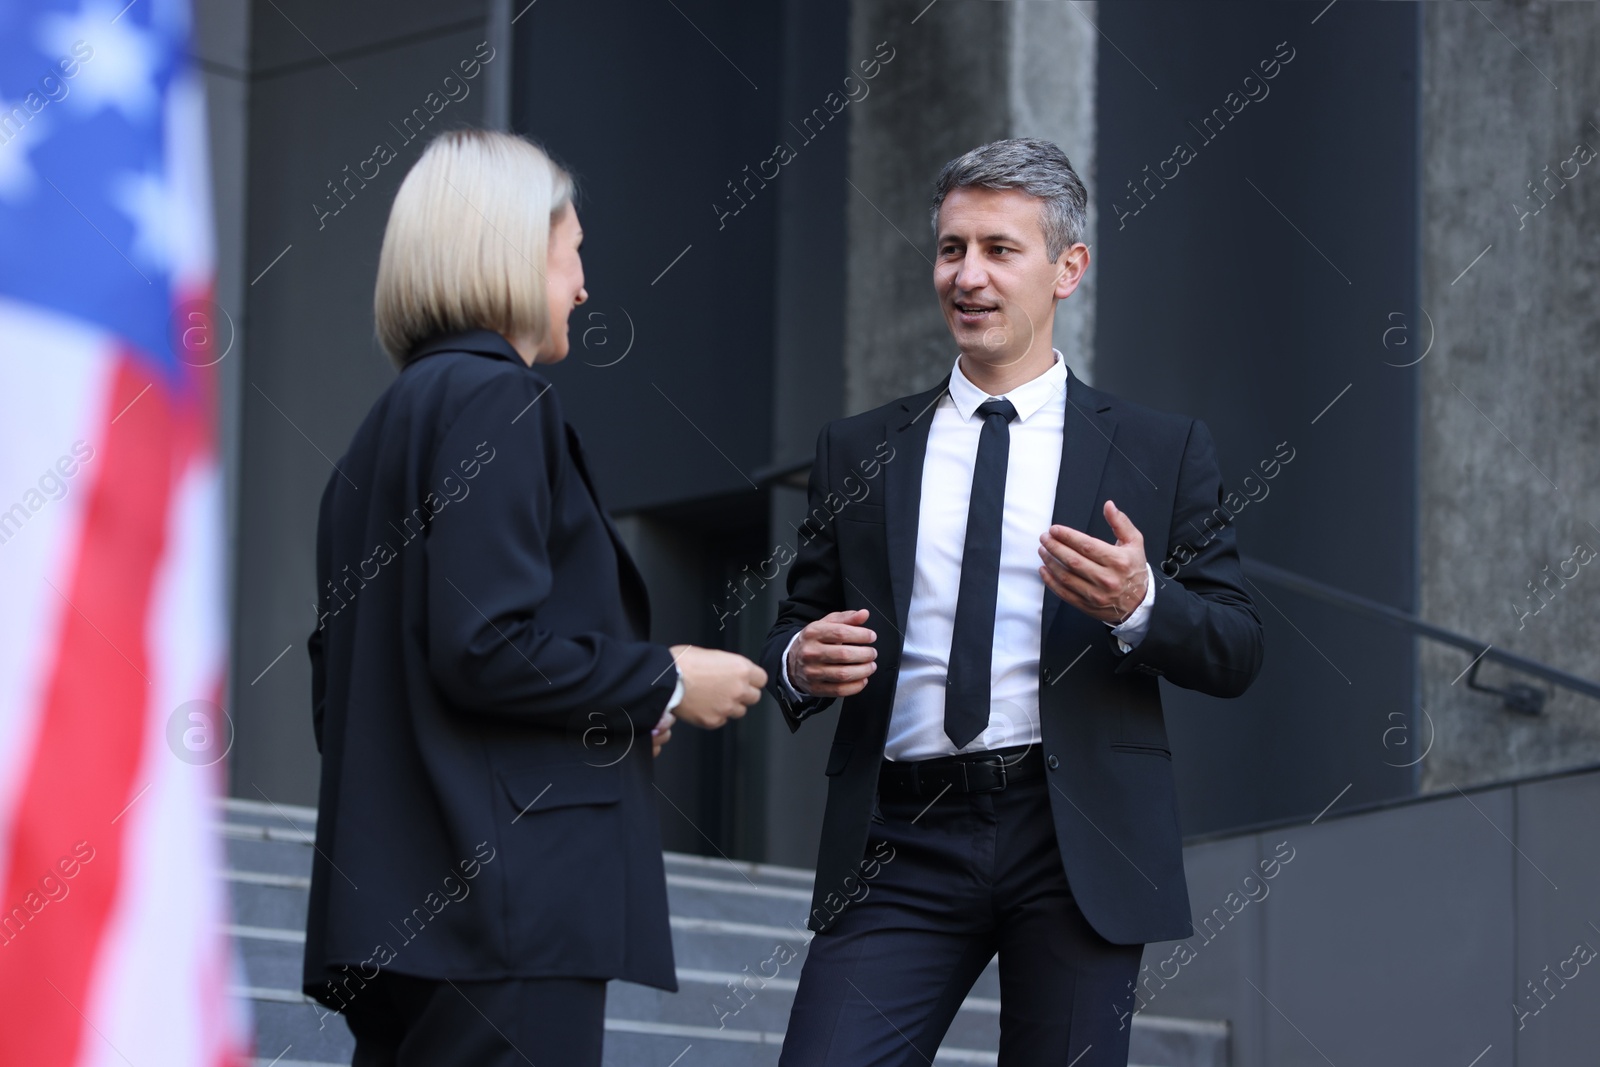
[
  {"left": 231, "top": 940, "right": 1214, "bottom": 1066},
  {"left": 225, "top": 796, "right": 320, "bottom": 824},
  {"left": 666, "top": 872, "right": 813, "bottom": 902},
  {"left": 220, "top": 822, "right": 317, "bottom": 846},
  {"left": 220, "top": 803, "right": 1227, "bottom": 1066},
  {"left": 1129, "top": 1013, "right": 1230, "bottom": 1067},
  {"left": 227, "top": 869, "right": 312, "bottom": 889},
  {"left": 662, "top": 850, "right": 815, "bottom": 885},
  {"left": 224, "top": 836, "right": 313, "bottom": 880},
  {"left": 250, "top": 1000, "right": 352, "bottom": 1064},
  {"left": 238, "top": 993, "right": 1004, "bottom": 1066},
  {"left": 230, "top": 878, "right": 310, "bottom": 930}
]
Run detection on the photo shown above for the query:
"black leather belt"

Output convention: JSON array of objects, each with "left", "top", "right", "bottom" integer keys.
[{"left": 877, "top": 744, "right": 1043, "bottom": 798}]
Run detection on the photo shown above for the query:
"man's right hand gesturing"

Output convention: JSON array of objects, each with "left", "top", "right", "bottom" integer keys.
[
  {"left": 786, "top": 609, "right": 878, "bottom": 698},
  {"left": 669, "top": 645, "right": 767, "bottom": 729}
]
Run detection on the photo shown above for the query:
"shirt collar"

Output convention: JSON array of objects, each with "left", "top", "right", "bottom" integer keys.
[{"left": 948, "top": 349, "right": 1069, "bottom": 423}]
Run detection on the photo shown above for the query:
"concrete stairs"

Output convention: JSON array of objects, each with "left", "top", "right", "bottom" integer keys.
[{"left": 221, "top": 798, "right": 1228, "bottom": 1066}]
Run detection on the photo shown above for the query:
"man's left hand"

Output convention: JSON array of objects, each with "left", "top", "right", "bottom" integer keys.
[{"left": 1038, "top": 499, "right": 1149, "bottom": 625}]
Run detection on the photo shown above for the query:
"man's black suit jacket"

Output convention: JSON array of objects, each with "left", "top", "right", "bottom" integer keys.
[
  {"left": 303, "top": 330, "right": 679, "bottom": 1007},
  {"left": 762, "top": 367, "right": 1264, "bottom": 946}
]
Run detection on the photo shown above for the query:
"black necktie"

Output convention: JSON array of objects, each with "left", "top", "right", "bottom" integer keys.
[{"left": 945, "top": 396, "right": 1018, "bottom": 749}]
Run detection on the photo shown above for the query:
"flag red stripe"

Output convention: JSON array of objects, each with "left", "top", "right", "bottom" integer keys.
[{"left": 0, "top": 354, "right": 180, "bottom": 1063}]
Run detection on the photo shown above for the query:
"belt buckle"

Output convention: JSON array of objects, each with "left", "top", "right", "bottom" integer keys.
[
  {"left": 965, "top": 756, "right": 1006, "bottom": 793},
  {"left": 983, "top": 756, "right": 1007, "bottom": 792}
]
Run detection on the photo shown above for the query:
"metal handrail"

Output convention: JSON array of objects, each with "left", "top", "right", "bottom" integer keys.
[{"left": 1241, "top": 557, "right": 1600, "bottom": 708}]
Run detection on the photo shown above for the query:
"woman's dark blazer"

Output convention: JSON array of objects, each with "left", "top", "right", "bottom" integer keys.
[{"left": 302, "top": 329, "right": 680, "bottom": 1007}]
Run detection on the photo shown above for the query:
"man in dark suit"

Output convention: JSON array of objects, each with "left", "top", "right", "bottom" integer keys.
[{"left": 764, "top": 138, "right": 1264, "bottom": 1066}]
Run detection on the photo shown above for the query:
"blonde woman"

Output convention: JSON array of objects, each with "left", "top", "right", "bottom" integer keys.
[{"left": 303, "top": 129, "right": 766, "bottom": 1066}]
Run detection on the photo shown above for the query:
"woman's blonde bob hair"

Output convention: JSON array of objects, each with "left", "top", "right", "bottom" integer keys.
[{"left": 374, "top": 129, "right": 574, "bottom": 365}]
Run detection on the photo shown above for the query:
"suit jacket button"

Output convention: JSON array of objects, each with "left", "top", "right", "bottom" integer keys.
[{"left": 1046, "top": 755, "right": 1059, "bottom": 770}]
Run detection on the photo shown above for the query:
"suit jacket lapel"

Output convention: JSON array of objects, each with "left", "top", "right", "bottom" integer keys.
[
  {"left": 565, "top": 422, "right": 653, "bottom": 638},
  {"left": 1042, "top": 368, "right": 1118, "bottom": 639},
  {"left": 884, "top": 377, "right": 949, "bottom": 636}
]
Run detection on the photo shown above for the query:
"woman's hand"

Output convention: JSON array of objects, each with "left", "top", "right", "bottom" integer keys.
[
  {"left": 669, "top": 645, "right": 767, "bottom": 729},
  {"left": 651, "top": 710, "right": 674, "bottom": 758}
]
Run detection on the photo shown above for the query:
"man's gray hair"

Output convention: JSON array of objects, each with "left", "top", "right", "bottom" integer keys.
[{"left": 930, "top": 138, "right": 1088, "bottom": 262}]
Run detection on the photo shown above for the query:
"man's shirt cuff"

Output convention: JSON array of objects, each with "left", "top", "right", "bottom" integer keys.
[
  {"left": 1107, "top": 562, "right": 1157, "bottom": 653},
  {"left": 778, "top": 630, "right": 810, "bottom": 703}
]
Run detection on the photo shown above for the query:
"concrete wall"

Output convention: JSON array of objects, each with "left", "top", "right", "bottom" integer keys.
[
  {"left": 843, "top": 1, "right": 1098, "bottom": 414},
  {"left": 1418, "top": 1, "right": 1600, "bottom": 790}
]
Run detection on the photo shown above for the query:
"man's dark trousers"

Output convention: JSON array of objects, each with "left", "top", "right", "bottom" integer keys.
[{"left": 779, "top": 747, "right": 1143, "bottom": 1066}]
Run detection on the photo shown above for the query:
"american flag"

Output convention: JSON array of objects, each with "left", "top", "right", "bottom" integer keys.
[{"left": 0, "top": 0, "right": 249, "bottom": 1064}]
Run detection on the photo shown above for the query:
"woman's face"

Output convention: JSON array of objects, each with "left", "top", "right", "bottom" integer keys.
[{"left": 536, "top": 202, "right": 586, "bottom": 364}]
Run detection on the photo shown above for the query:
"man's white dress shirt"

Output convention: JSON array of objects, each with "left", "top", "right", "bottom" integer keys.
[{"left": 783, "top": 351, "right": 1155, "bottom": 762}]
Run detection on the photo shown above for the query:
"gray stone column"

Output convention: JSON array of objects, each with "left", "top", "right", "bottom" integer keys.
[
  {"left": 844, "top": 1, "right": 1098, "bottom": 414},
  {"left": 1419, "top": 0, "right": 1600, "bottom": 790},
  {"left": 1009, "top": 1, "right": 1098, "bottom": 389}
]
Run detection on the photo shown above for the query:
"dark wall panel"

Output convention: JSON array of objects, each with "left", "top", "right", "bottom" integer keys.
[
  {"left": 1137, "top": 834, "right": 1268, "bottom": 1065},
  {"left": 770, "top": 0, "right": 849, "bottom": 469},
  {"left": 1259, "top": 792, "right": 1514, "bottom": 1065},
  {"left": 1514, "top": 772, "right": 1600, "bottom": 1058},
  {"left": 514, "top": 0, "right": 850, "bottom": 861},
  {"left": 513, "top": 0, "right": 783, "bottom": 514},
  {"left": 236, "top": 12, "right": 490, "bottom": 805},
  {"left": 1143, "top": 767, "right": 1600, "bottom": 1066},
  {"left": 1095, "top": 1, "right": 1421, "bottom": 834}
]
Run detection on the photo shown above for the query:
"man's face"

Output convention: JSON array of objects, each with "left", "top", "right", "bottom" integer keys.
[{"left": 933, "top": 186, "right": 1082, "bottom": 371}]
